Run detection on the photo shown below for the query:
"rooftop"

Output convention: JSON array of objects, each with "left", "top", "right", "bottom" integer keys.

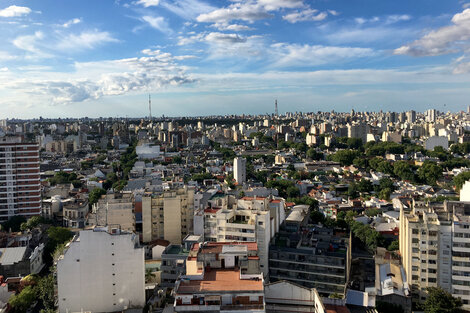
[
  {"left": 176, "top": 269, "right": 263, "bottom": 294},
  {"left": 0, "top": 247, "right": 27, "bottom": 265}
]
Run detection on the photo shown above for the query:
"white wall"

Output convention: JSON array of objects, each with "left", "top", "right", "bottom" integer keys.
[
  {"left": 57, "top": 229, "right": 145, "bottom": 313},
  {"left": 460, "top": 181, "right": 470, "bottom": 202}
]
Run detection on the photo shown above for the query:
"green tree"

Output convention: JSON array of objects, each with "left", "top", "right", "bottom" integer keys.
[
  {"left": 393, "top": 161, "right": 415, "bottom": 181},
  {"left": 89, "top": 188, "right": 106, "bottom": 205},
  {"left": 417, "top": 162, "right": 443, "bottom": 185},
  {"left": 9, "top": 285, "right": 37, "bottom": 313},
  {"left": 347, "top": 183, "right": 359, "bottom": 198},
  {"left": 20, "top": 216, "right": 51, "bottom": 232},
  {"left": 387, "top": 240, "right": 399, "bottom": 251},
  {"left": 37, "top": 274, "right": 55, "bottom": 311},
  {"left": 454, "top": 171, "right": 470, "bottom": 191},
  {"left": 286, "top": 186, "right": 300, "bottom": 198},
  {"left": 310, "top": 210, "right": 326, "bottom": 224},
  {"left": 145, "top": 269, "right": 157, "bottom": 283},
  {"left": 377, "top": 161, "right": 394, "bottom": 175},
  {"left": 307, "top": 148, "right": 323, "bottom": 160},
  {"left": 347, "top": 137, "right": 363, "bottom": 150},
  {"left": 327, "top": 149, "right": 360, "bottom": 166},
  {"left": 357, "top": 178, "right": 373, "bottom": 193},
  {"left": 424, "top": 287, "right": 462, "bottom": 313},
  {"left": 379, "top": 188, "right": 392, "bottom": 200},
  {"left": 365, "top": 208, "right": 381, "bottom": 217},
  {"left": 353, "top": 157, "right": 368, "bottom": 169},
  {"left": 377, "top": 178, "right": 395, "bottom": 192},
  {"left": 2, "top": 215, "right": 27, "bottom": 232}
]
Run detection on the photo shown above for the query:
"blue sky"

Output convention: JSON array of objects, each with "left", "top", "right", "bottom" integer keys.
[{"left": 0, "top": 0, "right": 469, "bottom": 118}]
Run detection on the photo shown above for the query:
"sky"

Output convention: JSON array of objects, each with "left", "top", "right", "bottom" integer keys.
[{"left": 0, "top": 0, "right": 470, "bottom": 118}]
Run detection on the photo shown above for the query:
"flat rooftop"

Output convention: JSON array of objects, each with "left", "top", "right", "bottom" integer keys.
[
  {"left": 192, "top": 242, "right": 258, "bottom": 254},
  {"left": 166, "top": 245, "right": 189, "bottom": 255},
  {"left": 176, "top": 269, "right": 263, "bottom": 294}
]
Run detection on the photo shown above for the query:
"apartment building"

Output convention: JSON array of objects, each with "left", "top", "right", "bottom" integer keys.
[
  {"left": 160, "top": 244, "right": 189, "bottom": 287},
  {"left": 194, "top": 195, "right": 286, "bottom": 276},
  {"left": 57, "top": 227, "right": 145, "bottom": 313},
  {"left": 449, "top": 201, "right": 470, "bottom": 308},
  {"left": 0, "top": 136, "right": 40, "bottom": 221},
  {"left": 399, "top": 201, "right": 451, "bottom": 303},
  {"left": 174, "top": 241, "right": 265, "bottom": 313},
  {"left": 89, "top": 192, "right": 135, "bottom": 232},
  {"left": 400, "top": 200, "right": 470, "bottom": 309},
  {"left": 142, "top": 186, "right": 195, "bottom": 244},
  {"left": 269, "top": 206, "right": 351, "bottom": 297},
  {"left": 234, "top": 157, "right": 246, "bottom": 184}
]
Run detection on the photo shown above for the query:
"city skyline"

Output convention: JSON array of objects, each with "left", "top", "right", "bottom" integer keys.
[{"left": 1, "top": 0, "right": 470, "bottom": 118}]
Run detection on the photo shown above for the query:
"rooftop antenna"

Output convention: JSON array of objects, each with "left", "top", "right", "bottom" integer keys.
[
  {"left": 149, "top": 94, "right": 152, "bottom": 121},
  {"left": 275, "top": 99, "right": 278, "bottom": 117}
]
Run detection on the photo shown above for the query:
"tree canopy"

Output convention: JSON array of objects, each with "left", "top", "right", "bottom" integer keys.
[{"left": 424, "top": 287, "right": 462, "bottom": 313}]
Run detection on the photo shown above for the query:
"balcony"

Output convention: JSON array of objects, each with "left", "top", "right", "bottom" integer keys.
[
  {"left": 175, "top": 305, "right": 220, "bottom": 312},
  {"left": 221, "top": 304, "right": 265, "bottom": 311}
]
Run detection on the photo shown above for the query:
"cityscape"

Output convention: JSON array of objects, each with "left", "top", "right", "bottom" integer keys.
[{"left": 1, "top": 1, "right": 470, "bottom": 313}]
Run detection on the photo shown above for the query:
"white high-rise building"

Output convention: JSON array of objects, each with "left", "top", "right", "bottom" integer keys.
[
  {"left": 400, "top": 201, "right": 470, "bottom": 309},
  {"left": 234, "top": 157, "right": 246, "bottom": 184},
  {"left": 57, "top": 227, "right": 145, "bottom": 313},
  {"left": 461, "top": 181, "right": 470, "bottom": 201}
]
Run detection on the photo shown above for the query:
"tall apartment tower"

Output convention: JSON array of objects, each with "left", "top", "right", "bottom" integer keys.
[
  {"left": 233, "top": 157, "right": 246, "bottom": 184},
  {"left": 400, "top": 200, "right": 470, "bottom": 309},
  {"left": 0, "top": 136, "right": 40, "bottom": 221}
]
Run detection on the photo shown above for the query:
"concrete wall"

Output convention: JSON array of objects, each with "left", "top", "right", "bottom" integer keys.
[{"left": 57, "top": 229, "right": 145, "bottom": 313}]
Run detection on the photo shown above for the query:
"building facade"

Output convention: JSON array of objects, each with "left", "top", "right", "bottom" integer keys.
[
  {"left": 174, "top": 241, "right": 265, "bottom": 313},
  {"left": 234, "top": 157, "right": 247, "bottom": 184},
  {"left": 269, "top": 207, "right": 351, "bottom": 297},
  {"left": 142, "top": 186, "right": 195, "bottom": 244},
  {"left": 400, "top": 200, "right": 470, "bottom": 309},
  {"left": 57, "top": 227, "right": 145, "bottom": 313},
  {"left": 0, "top": 137, "right": 40, "bottom": 221}
]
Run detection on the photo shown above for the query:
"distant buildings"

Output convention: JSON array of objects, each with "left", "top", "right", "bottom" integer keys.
[
  {"left": 424, "top": 136, "right": 449, "bottom": 151},
  {"left": 0, "top": 137, "right": 40, "bottom": 221},
  {"left": 234, "top": 157, "right": 247, "bottom": 184},
  {"left": 57, "top": 227, "right": 145, "bottom": 313},
  {"left": 136, "top": 143, "right": 161, "bottom": 159}
]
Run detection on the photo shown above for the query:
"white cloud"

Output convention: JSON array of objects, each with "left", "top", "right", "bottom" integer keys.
[
  {"left": 56, "top": 30, "right": 119, "bottom": 51},
  {"left": 257, "top": 0, "right": 304, "bottom": 11},
  {"left": 0, "top": 67, "right": 8, "bottom": 72},
  {"left": 135, "top": 0, "right": 160, "bottom": 7},
  {"left": 270, "top": 43, "right": 376, "bottom": 67},
  {"left": 8, "top": 52, "right": 195, "bottom": 104},
  {"left": 283, "top": 9, "right": 327, "bottom": 23},
  {"left": 385, "top": 14, "right": 411, "bottom": 24},
  {"left": 141, "top": 16, "right": 172, "bottom": 33},
  {"left": 394, "top": 9, "right": 470, "bottom": 56},
  {"left": 141, "top": 48, "right": 196, "bottom": 60},
  {"left": 0, "top": 51, "right": 17, "bottom": 61},
  {"left": 197, "top": 2, "right": 272, "bottom": 23},
  {"left": 328, "top": 10, "right": 339, "bottom": 16},
  {"left": 205, "top": 32, "right": 247, "bottom": 43},
  {"left": 12, "top": 31, "right": 53, "bottom": 58},
  {"left": 212, "top": 23, "right": 254, "bottom": 31},
  {"left": 0, "top": 5, "right": 31, "bottom": 18},
  {"left": 160, "top": 0, "right": 215, "bottom": 20},
  {"left": 62, "top": 18, "right": 82, "bottom": 28}
]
